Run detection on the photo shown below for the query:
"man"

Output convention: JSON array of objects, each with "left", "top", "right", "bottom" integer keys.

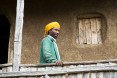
[{"left": 40, "top": 22, "right": 63, "bottom": 65}]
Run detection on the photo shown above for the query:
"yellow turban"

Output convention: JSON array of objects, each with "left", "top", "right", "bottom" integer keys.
[{"left": 45, "top": 22, "right": 60, "bottom": 35}]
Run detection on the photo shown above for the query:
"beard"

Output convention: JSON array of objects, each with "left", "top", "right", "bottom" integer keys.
[{"left": 49, "top": 32, "right": 58, "bottom": 39}]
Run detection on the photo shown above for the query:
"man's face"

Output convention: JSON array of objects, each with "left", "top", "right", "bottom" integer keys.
[{"left": 48, "top": 27, "right": 60, "bottom": 39}]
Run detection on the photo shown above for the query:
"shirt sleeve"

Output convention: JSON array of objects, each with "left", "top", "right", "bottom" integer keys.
[{"left": 42, "top": 39, "right": 57, "bottom": 63}]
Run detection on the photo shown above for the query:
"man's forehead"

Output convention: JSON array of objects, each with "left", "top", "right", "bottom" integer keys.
[{"left": 53, "top": 27, "right": 60, "bottom": 30}]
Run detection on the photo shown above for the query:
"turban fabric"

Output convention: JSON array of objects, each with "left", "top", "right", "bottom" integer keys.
[{"left": 45, "top": 22, "right": 60, "bottom": 35}]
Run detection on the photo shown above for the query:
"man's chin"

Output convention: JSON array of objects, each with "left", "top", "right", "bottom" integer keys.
[
  {"left": 51, "top": 34, "right": 58, "bottom": 39},
  {"left": 54, "top": 36, "right": 57, "bottom": 39},
  {"left": 54, "top": 35, "right": 58, "bottom": 39}
]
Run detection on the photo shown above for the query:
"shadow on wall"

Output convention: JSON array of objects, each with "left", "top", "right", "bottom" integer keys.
[{"left": 0, "top": 14, "right": 10, "bottom": 64}]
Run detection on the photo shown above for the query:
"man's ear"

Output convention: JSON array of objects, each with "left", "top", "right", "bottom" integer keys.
[
  {"left": 48, "top": 30, "right": 50, "bottom": 34},
  {"left": 48, "top": 29, "right": 52, "bottom": 35}
]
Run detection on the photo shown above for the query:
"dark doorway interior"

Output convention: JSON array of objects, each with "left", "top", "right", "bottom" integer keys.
[{"left": 0, "top": 15, "right": 10, "bottom": 64}]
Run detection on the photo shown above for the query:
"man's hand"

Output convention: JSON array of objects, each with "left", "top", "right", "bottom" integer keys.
[{"left": 55, "top": 61, "right": 63, "bottom": 66}]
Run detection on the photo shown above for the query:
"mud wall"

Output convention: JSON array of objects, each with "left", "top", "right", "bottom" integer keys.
[{"left": 1, "top": 0, "right": 117, "bottom": 64}]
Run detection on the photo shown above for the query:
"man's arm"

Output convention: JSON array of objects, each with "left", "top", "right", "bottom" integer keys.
[
  {"left": 42, "top": 38, "right": 63, "bottom": 65},
  {"left": 42, "top": 39, "right": 57, "bottom": 63}
]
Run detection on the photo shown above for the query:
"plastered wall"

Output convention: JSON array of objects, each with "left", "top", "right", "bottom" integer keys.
[{"left": 0, "top": 0, "right": 117, "bottom": 64}]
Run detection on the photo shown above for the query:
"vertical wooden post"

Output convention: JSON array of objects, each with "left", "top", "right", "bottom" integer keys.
[{"left": 13, "top": 0, "right": 24, "bottom": 71}]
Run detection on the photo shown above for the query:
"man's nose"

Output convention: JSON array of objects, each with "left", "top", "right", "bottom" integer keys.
[{"left": 57, "top": 31, "right": 59, "bottom": 34}]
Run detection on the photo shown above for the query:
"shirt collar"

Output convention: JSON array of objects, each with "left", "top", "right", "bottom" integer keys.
[{"left": 48, "top": 35, "right": 56, "bottom": 42}]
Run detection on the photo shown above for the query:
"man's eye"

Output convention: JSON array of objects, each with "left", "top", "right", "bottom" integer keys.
[{"left": 55, "top": 29, "right": 58, "bottom": 31}]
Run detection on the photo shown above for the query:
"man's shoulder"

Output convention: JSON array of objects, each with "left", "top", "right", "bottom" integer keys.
[
  {"left": 41, "top": 36, "right": 53, "bottom": 46},
  {"left": 42, "top": 36, "right": 52, "bottom": 42}
]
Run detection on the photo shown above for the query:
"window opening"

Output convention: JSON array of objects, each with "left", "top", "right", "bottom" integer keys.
[{"left": 0, "top": 15, "right": 10, "bottom": 64}]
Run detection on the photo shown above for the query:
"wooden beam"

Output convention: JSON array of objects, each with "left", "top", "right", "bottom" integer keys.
[
  {"left": 0, "top": 63, "right": 12, "bottom": 68},
  {"left": 19, "top": 59, "right": 117, "bottom": 67},
  {"left": 0, "top": 71, "right": 66, "bottom": 77},
  {"left": 0, "top": 66, "right": 117, "bottom": 77},
  {"left": 13, "top": 0, "right": 24, "bottom": 72}
]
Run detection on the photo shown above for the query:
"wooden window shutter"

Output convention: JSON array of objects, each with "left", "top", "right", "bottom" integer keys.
[{"left": 77, "top": 17, "right": 102, "bottom": 44}]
